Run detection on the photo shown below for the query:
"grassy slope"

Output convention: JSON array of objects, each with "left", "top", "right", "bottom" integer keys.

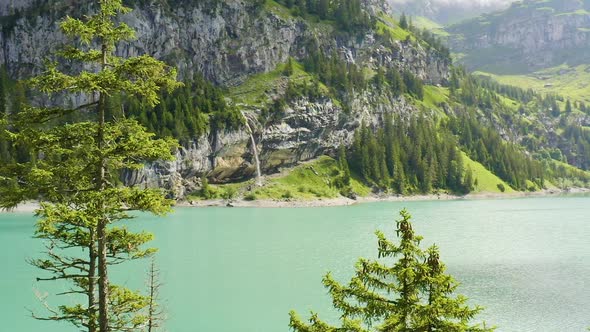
[
  {"left": 412, "top": 16, "right": 449, "bottom": 37},
  {"left": 376, "top": 14, "right": 411, "bottom": 41},
  {"left": 264, "top": 0, "right": 292, "bottom": 20},
  {"left": 188, "top": 156, "right": 371, "bottom": 201},
  {"left": 446, "top": 0, "right": 590, "bottom": 74},
  {"left": 422, "top": 85, "right": 450, "bottom": 109},
  {"left": 462, "top": 152, "right": 515, "bottom": 193},
  {"left": 188, "top": 152, "right": 519, "bottom": 201},
  {"left": 229, "top": 59, "right": 331, "bottom": 107},
  {"left": 475, "top": 64, "right": 590, "bottom": 103},
  {"left": 253, "top": 156, "right": 371, "bottom": 199}
]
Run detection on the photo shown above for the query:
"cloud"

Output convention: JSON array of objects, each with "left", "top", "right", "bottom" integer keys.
[{"left": 390, "top": 0, "right": 516, "bottom": 8}]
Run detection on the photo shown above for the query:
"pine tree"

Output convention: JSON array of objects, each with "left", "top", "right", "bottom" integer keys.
[
  {"left": 318, "top": 0, "right": 329, "bottom": 19},
  {"left": 463, "top": 167, "right": 475, "bottom": 194},
  {"left": 580, "top": 102, "right": 587, "bottom": 114},
  {"left": 0, "top": 66, "right": 10, "bottom": 162},
  {"left": 399, "top": 13, "right": 408, "bottom": 30},
  {"left": 0, "top": 1, "right": 181, "bottom": 331},
  {"left": 338, "top": 144, "right": 351, "bottom": 187},
  {"left": 284, "top": 57, "right": 295, "bottom": 76},
  {"left": 565, "top": 99, "right": 572, "bottom": 113},
  {"left": 386, "top": 67, "right": 405, "bottom": 97},
  {"left": 415, "top": 245, "right": 490, "bottom": 331},
  {"left": 0, "top": 66, "right": 7, "bottom": 116},
  {"left": 289, "top": 209, "right": 494, "bottom": 331}
]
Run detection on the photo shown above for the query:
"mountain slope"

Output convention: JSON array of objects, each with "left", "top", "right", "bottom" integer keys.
[
  {"left": 0, "top": 0, "right": 454, "bottom": 196},
  {"left": 0, "top": 0, "right": 588, "bottom": 199},
  {"left": 388, "top": 0, "right": 512, "bottom": 25},
  {"left": 447, "top": 0, "right": 590, "bottom": 74}
]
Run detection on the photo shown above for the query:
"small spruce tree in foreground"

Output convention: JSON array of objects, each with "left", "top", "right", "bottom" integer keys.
[{"left": 289, "top": 209, "right": 494, "bottom": 332}]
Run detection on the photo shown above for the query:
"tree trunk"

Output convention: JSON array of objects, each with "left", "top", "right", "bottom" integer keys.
[
  {"left": 148, "top": 260, "right": 155, "bottom": 332},
  {"left": 97, "top": 216, "right": 108, "bottom": 332},
  {"left": 97, "top": 42, "right": 109, "bottom": 332},
  {"left": 88, "top": 230, "right": 97, "bottom": 332}
]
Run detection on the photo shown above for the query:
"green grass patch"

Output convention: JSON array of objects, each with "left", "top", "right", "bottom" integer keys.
[
  {"left": 376, "top": 20, "right": 410, "bottom": 41},
  {"left": 556, "top": 9, "right": 590, "bottom": 16},
  {"left": 376, "top": 13, "right": 411, "bottom": 41},
  {"left": 412, "top": 16, "right": 449, "bottom": 37},
  {"left": 229, "top": 65, "right": 285, "bottom": 107},
  {"left": 496, "top": 94, "right": 520, "bottom": 112},
  {"left": 475, "top": 64, "right": 590, "bottom": 103},
  {"left": 412, "top": 86, "right": 449, "bottom": 118},
  {"left": 264, "top": 0, "right": 293, "bottom": 20},
  {"left": 186, "top": 182, "right": 244, "bottom": 201},
  {"left": 462, "top": 152, "right": 515, "bottom": 193},
  {"left": 422, "top": 85, "right": 449, "bottom": 108},
  {"left": 189, "top": 156, "right": 371, "bottom": 202},
  {"left": 254, "top": 156, "right": 370, "bottom": 200},
  {"left": 228, "top": 59, "right": 331, "bottom": 108}
]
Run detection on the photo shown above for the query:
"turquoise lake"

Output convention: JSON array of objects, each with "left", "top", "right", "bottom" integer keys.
[{"left": 1, "top": 196, "right": 590, "bottom": 331}]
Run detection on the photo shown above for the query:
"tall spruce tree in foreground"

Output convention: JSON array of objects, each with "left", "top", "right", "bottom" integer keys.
[
  {"left": 0, "top": 0, "right": 181, "bottom": 331},
  {"left": 289, "top": 209, "right": 494, "bottom": 332}
]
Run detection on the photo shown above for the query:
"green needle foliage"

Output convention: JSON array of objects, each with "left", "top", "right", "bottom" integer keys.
[
  {"left": 289, "top": 209, "right": 494, "bottom": 332},
  {"left": 0, "top": 0, "right": 181, "bottom": 331}
]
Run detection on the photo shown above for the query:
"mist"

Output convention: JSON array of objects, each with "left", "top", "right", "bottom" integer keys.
[{"left": 390, "top": 0, "right": 517, "bottom": 8}]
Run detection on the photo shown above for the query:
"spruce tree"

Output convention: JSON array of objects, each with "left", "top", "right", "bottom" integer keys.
[
  {"left": 0, "top": 1, "right": 181, "bottom": 331},
  {"left": 415, "top": 245, "right": 490, "bottom": 331},
  {"left": 289, "top": 209, "right": 494, "bottom": 332},
  {"left": 0, "top": 67, "right": 10, "bottom": 162},
  {"left": 338, "top": 144, "right": 351, "bottom": 187},
  {"left": 399, "top": 13, "right": 408, "bottom": 30},
  {"left": 565, "top": 99, "right": 572, "bottom": 113},
  {"left": 284, "top": 57, "right": 295, "bottom": 76}
]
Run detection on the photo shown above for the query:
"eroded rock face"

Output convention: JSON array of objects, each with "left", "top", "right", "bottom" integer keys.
[
  {"left": 1, "top": 1, "right": 450, "bottom": 83},
  {"left": 0, "top": 0, "right": 34, "bottom": 16},
  {"left": 448, "top": 0, "right": 590, "bottom": 73},
  {"left": 2, "top": 0, "right": 450, "bottom": 198},
  {"left": 125, "top": 92, "right": 417, "bottom": 198}
]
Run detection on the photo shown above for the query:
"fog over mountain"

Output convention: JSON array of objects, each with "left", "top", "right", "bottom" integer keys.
[
  {"left": 389, "top": 0, "right": 518, "bottom": 24},
  {"left": 391, "top": 0, "right": 515, "bottom": 7}
]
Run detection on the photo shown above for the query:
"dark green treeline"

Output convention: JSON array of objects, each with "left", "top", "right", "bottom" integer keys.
[
  {"left": 348, "top": 114, "right": 474, "bottom": 195},
  {"left": 447, "top": 109, "right": 545, "bottom": 191},
  {"left": 125, "top": 74, "right": 243, "bottom": 144},
  {"left": 273, "top": 0, "right": 373, "bottom": 33},
  {"left": 0, "top": 67, "right": 29, "bottom": 164}
]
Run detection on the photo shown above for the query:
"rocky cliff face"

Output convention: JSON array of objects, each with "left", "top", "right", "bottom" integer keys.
[
  {"left": 122, "top": 91, "right": 418, "bottom": 198},
  {"left": 0, "top": 0, "right": 33, "bottom": 16},
  {"left": 1, "top": 0, "right": 449, "bottom": 83},
  {"left": 447, "top": 0, "right": 590, "bottom": 73},
  {"left": 1, "top": 0, "right": 450, "bottom": 198}
]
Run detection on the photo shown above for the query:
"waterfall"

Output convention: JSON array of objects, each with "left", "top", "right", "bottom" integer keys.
[{"left": 241, "top": 111, "right": 263, "bottom": 186}]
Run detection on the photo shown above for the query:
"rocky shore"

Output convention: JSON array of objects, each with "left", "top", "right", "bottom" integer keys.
[
  {"left": 3, "top": 188, "right": 588, "bottom": 213},
  {"left": 175, "top": 188, "right": 590, "bottom": 209}
]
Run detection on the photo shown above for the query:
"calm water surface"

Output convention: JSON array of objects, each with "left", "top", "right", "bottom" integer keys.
[{"left": 1, "top": 196, "right": 590, "bottom": 331}]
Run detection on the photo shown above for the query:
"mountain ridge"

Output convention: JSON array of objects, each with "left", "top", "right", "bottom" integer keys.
[
  {"left": 1, "top": 0, "right": 588, "bottom": 199},
  {"left": 447, "top": 0, "right": 590, "bottom": 74}
]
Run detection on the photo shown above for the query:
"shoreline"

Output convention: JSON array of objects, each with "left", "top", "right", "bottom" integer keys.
[
  {"left": 175, "top": 187, "right": 590, "bottom": 209},
  {"left": 3, "top": 188, "right": 589, "bottom": 213}
]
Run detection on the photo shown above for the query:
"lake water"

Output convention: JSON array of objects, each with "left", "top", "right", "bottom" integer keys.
[{"left": 1, "top": 196, "right": 590, "bottom": 331}]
